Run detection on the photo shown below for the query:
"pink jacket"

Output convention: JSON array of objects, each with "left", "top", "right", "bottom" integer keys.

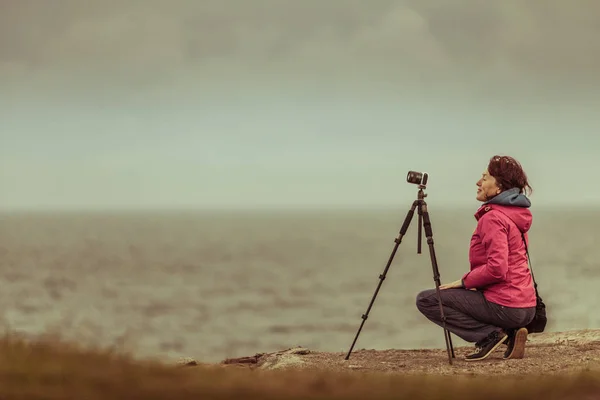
[{"left": 461, "top": 202, "right": 537, "bottom": 308}]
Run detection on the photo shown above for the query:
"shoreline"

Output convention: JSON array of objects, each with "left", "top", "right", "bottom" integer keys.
[{"left": 213, "top": 329, "right": 600, "bottom": 375}]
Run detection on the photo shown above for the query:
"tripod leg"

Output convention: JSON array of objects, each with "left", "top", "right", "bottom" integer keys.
[
  {"left": 417, "top": 204, "right": 423, "bottom": 254},
  {"left": 420, "top": 201, "right": 455, "bottom": 365},
  {"left": 344, "top": 200, "right": 418, "bottom": 360}
]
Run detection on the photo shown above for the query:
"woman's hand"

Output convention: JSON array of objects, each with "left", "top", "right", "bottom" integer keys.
[{"left": 439, "top": 279, "right": 464, "bottom": 290}]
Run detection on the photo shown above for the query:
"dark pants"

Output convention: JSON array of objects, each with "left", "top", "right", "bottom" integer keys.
[{"left": 416, "top": 288, "right": 536, "bottom": 344}]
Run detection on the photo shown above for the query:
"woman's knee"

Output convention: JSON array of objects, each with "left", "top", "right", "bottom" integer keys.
[{"left": 416, "top": 288, "right": 437, "bottom": 310}]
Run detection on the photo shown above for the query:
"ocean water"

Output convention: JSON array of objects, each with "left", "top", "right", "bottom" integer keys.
[{"left": 0, "top": 207, "right": 598, "bottom": 363}]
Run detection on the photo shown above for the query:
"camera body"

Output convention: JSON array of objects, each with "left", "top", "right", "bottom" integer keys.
[{"left": 406, "top": 171, "right": 428, "bottom": 186}]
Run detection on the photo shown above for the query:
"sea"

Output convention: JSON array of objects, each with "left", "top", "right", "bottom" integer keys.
[{"left": 0, "top": 206, "right": 598, "bottom": 363}]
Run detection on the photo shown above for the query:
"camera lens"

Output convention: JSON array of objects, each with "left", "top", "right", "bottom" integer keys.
[
  {"left": 407, "top": 171, "right": 422, "bottom": 185},
  {"left": 406, "top": 171, "right": 428, "bottom": 186}
]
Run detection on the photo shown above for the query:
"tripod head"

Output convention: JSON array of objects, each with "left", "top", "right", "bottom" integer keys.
[{"left": 406, "top": 171, "right": 428, "bottom": 200}]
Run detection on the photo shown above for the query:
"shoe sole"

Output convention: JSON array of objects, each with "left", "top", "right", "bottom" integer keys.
[
  {"left": 465, "top": 334, "right": 508, "bottom": 361},
  {"left": 504, "top": 328, "right": 528, "bottom": 359}
]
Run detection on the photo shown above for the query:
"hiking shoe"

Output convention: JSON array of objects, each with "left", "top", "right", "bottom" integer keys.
[
  {"left": 504, "top": 327, "right": 528, "bottom": 359},
  {"left": 465, "top": 330, "right": 508, "bottom": 361}
]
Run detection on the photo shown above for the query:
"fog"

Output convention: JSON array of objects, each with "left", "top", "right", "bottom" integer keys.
[{"left": 1, "top": 0, "right": 599, "bottom": 210}]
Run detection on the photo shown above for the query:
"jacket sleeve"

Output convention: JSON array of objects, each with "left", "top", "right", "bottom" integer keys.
[{"left": 462, "top": 213, "right": 509, "bottom": 289}]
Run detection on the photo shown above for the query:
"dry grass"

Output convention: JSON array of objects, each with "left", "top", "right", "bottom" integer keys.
[{"left": 0, "top": 333, "right": 599, "bottom": 399}]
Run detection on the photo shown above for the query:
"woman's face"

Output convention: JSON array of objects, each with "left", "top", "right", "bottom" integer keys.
[{"left": 476, "top": 169, "right": 501, "bottom": 202}]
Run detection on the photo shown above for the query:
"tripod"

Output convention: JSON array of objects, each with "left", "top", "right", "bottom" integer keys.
[{"left": 344, "top": 184, "right": 456, "bottom": 365}]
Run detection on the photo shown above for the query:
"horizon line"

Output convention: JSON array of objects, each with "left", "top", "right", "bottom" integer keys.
[{"left": 0, "top": 202, "right": 595, "bottom": 214}]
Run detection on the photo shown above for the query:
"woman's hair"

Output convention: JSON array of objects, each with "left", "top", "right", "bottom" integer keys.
[{"left": 487, "top": 155, "right": 532, "bottom": 196}]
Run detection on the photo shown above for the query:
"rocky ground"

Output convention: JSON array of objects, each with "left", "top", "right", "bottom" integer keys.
[{"left": 203, "top": 329, "right": 600, "bottom": 376}]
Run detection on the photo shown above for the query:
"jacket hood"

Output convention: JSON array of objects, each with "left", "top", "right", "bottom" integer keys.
[
  {"left": 484, "top": 187, "right": 531, "bottom": 208},
  {"left": 475, "top": 188, "right": 533, "bottom": 233}
]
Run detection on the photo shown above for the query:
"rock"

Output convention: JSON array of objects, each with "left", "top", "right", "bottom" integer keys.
[
  {"left": 222, "top": 355, "right": 260, "bottom": 365},
  {"left": 221, "top": 347, "right": 311, "bottom": 370},
  {"left": 281, "top": 347, "right": 310, "bottom": 356},
  {"left": 257, "top": 347, "right": 310, "bottom": 370},
  {"left": 176, "top": 357, "right": 198, "bottom": 367},
  {"left": 258, "top": 353, "right": 305, "bottom": 370}
]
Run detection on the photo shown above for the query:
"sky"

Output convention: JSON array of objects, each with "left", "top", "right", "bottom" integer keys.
[{"left": 1, "top": 0, "right": 599, "bottom": 210}]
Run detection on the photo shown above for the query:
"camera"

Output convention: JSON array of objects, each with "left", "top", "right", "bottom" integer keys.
[{"left": 406, "top": 171, "right": 428, "bottom": 186}]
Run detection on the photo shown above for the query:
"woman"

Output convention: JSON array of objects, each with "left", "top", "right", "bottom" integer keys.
[{"left": 416, "top": 155, "right": 537, "bottom": 361}]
